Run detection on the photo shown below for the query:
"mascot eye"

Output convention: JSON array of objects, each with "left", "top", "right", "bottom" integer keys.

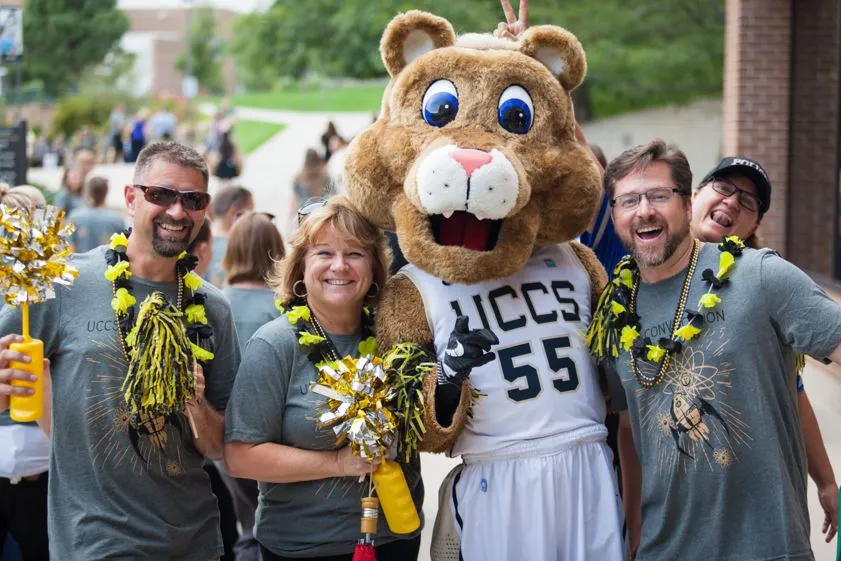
[
  {"left": 498, "top": 85, "right": 534, "bottom": 134},
  {"left": 422, "top": 79, "right": 459, "bottom": 127}
]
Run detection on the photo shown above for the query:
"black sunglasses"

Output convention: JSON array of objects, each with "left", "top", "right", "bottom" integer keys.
[{"left": 133, "top": 184, "right": 211, "bottom": 211}]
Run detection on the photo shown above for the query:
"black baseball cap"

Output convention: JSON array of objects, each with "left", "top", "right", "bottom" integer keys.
[{"left": 699, "top": 156, "right": 772, "bottom": 213}]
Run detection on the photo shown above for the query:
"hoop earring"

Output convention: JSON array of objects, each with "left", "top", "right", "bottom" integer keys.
[
  {"left": 366, "top": 282, "right": 380, "bottom": 299},
  {"left": 293, "top": 280, "right": 308, "bottom": 298}
]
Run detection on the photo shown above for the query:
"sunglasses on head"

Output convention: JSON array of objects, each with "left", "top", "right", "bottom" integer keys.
[
  {"left": 133, "top": 184, "right": 211, "bottom": 211},
  {"left": 297, "top": 197, "right": 328, "bottom": 225}
]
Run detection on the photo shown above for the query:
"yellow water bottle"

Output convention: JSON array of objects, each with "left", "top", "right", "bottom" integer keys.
[
  {"left": 9, "top": 337, "right": 44, "bottom": 423},
  {"left": 372, "top": 459, "right": 420, "bottom": 534}
]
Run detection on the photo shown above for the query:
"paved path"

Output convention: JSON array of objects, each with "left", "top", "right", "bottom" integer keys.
[{"left": 30, "top": 107, "right": 840, "bottom": 561}]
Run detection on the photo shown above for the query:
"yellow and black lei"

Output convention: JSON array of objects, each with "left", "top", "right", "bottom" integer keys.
[
  {"left": 586, "top": 236, "right": 746, "bottom": 387},
  {"left": 105, "top": 229, "right": 214, "bottom": 433}
]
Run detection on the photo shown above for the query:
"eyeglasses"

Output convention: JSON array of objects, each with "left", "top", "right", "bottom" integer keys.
[
  {"left": 611, "top": 187, "right": 686, "bottom": 211},
  {"left": 707, "top": 179, "right": 761, "bottom": 212},
  {"left": 133, "top": 184, "right": 211, "bottom": 211},
  {"left": 297, "top": 197, "right": 328, "bottom": 225}
]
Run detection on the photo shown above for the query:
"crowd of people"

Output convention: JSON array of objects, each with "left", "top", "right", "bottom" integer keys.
[{"left": 0, "top": 33, "right": 838, "bottom": 561}]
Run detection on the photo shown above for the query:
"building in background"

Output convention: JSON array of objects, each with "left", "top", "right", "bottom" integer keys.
[{"left": 117, "top": 0, "right": 240, "bottom": 97}]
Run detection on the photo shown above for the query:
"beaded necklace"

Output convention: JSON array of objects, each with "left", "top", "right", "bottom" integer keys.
[
  {"left": 586, "top": 236, "right": 745, "bottom": 389},
  {"left": 278, "top": 300, "right": 377, "bottom": 367}
]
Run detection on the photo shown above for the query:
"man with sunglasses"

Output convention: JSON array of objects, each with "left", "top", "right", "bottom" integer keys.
[
  {"left": 0, "top": 141, "right": 241, "bottom": 560},
  {"left": 600, "top": 141, "right": 841, "bottom": 561}
]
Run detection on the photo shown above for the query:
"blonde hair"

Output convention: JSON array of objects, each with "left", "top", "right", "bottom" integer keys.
[
  {"left": 269, "top": 196, "right": 391, "bottom": 306},
  {"left": 223, "top": 212, "right": 285, "bottom": 285},
  {"left": 0, "top": 183, "right": 46, "bottom": 208}
]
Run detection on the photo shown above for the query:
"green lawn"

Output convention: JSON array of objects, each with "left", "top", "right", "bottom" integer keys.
[
  {"left": 219, "top": 85, "right": 386, "bottom": 113},
  {"left": 233, "top": 120, "right": 286, "bottom": 154}
]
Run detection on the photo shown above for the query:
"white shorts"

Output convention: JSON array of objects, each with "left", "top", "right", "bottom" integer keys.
[{"left": 430, "top": 438, "right": 626, "bottom": 561}]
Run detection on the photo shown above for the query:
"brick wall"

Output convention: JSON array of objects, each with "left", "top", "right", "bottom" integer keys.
[
  {"left": 722, "top": 0, "right": 792, "bottom": 254},
  {"left": 787, "top": 0, "right": 840, "bottom": 276}
]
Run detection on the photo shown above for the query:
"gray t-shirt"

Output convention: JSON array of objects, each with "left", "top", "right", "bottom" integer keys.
[
  {"left": 221, "top": 286, "right": 280, "bottom": 352},
  {"left": 607, "top": 244, "right": 841, "bottom": 561},
  {"left": 205, "top": 235, "right": 228, "bottom": 287},
  {"left": 53, "top": 190, "right": 83, "bottom": 215},
  {"left": 0, "top": 245, "right": 241, "bottom": 560},
  {"left": 225, "top": 316, "right": 424, "bottom": 558},
  {"left": 67, "top": 207, "right": 126, "bottom": 253}
]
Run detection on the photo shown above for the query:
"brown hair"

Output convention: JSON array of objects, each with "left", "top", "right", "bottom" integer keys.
[
  {"left": 269, "top": 196, "right": 391, "bottom": 306},
  {"left": 0, "top": 183, "right": 46, "bottom": 208},
  {"left": 605, "top": 139, "right": 693, "bottom": 201},
  {"left": 86, "top": 176, "right": 109, "bottom": 206},
  {"left": 223, "top": 212, "right": 285, "bottom": 285},
  {"left": 134, "top": 141, "right": 209, "bottom": 189}
]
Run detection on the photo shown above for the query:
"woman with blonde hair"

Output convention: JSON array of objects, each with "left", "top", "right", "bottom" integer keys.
[{"left": 224, "top": 197, "right": 423, "bottom": 561}]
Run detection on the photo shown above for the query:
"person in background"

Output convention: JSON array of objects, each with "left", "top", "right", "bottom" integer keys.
[
  {"left": 326, "top": 135, "right": 350, "bottom": 196},
  {"left": 579, "top": 144, "right": 627, "bottom": 275},
  {"left": 0, "top": 183, "right": 50, "bottom": 561},
  {"left": 211, "top": 129, "right": 243, "bottom": 184},
  {"left": 691, "top": 156, "right": 838, "bottom": 544},
  {"left": 220, "top": 211, "right": 285, "bottom": 561},
  {"left": 207, "top": 185, "right": 254, "bottom": 287},
  {"left": 74, "top": 149, "right": 96, "bottom": 178},
  {"left": 128, "top": 108, "right": 149, "bottom": 163},
  {"left": 188, "top": 218, "right": 213, "bottom": 278},
  {"left": 290, "top": 149, "right": 329, "bottom": 221},
  {"left": 224, "top": 197, "right": 424, "bottom": 561},
  {"left": 184, "top": 217, "right": 241, "bottom": 561},
  {"left": 108, "top": 104, "right": 127, "bottom": 163},
  {"left": 53, "top": 164, "right": 86, "bottom": 215},
  {"left": 320, "top": 121, "right": 339, "bottom": 161},
  {"left": 149, "top": 105, "right": 178, "bottom": 142},
  {"left": 67, "top": 176, "right": 126, "bottom": 253}
]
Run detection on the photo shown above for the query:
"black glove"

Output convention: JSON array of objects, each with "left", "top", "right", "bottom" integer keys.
[{"left": 438, "top": 316, "right": 499, "bottom": 387}]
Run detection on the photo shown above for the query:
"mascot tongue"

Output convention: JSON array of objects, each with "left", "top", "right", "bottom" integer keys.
[{"left": 438, "top": 211, "right": 492, "bottom": 251}]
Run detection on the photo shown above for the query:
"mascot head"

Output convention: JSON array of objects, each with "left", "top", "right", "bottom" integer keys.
[{"left": 345, "top": 11, "right": 602, "bottom": 284}]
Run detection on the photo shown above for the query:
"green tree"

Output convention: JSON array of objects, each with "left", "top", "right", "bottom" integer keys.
[
  {"left": 22, "top": 0, "right": 128, "bottom": 95},
  {"left": 231, "top": 0, "right": 724, "bottom": 118},
  {"left": 175, "top": 7, "right": 225, "bottom": 94}
]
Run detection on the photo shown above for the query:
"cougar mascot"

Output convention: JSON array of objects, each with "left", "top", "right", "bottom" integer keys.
[{"left": 345, "top": 8, "right": 625, "bottom": 561}]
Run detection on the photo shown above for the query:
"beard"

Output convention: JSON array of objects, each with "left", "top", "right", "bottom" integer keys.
[
  {"left": 618, "top": 216, "right": 690, "bottom": 268},
  {"left": 151, "top": 217, "right": 194, "bottom": 257}
]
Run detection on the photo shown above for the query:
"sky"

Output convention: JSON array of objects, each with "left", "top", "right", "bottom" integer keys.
[{"left": 117, "top": 0, "right": 270, "bottom": 14}]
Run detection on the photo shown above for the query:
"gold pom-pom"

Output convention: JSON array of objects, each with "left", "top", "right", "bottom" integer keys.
[{"left": 0, "top": 204, "right": 78, "bottom": 306}]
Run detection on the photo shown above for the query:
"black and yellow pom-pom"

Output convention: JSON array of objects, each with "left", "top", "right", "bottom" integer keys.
[
  {"left": 121, "top": 292, "right": 197, "bottom": 424},
  {"left": 586, "top": 257, "right": 636, "bottom": 360}
]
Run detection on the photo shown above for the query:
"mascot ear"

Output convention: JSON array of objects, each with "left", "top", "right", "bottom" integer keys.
[
  {"left": 380, "top": 10, "right": 457, "bottom": 77},
  {"left": 519, "top": 25, "right": 587, "bottom": 92}
]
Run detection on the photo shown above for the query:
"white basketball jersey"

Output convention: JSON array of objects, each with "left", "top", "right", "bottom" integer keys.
[{"left": 399, "top": 243, "right": 607, "bottom": 459}]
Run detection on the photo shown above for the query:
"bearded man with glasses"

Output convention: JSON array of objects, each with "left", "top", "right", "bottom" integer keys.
[
  {"left": 596, "top": 140, "right": 841, "bottom": 561},
  {"left": 0, "top": 141, "right": 241, "bottom": 560}
]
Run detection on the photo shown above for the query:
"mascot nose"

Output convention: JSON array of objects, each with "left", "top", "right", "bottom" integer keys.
[{"left": 451, "top": 149, "right": 493, "bottom": 177}]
